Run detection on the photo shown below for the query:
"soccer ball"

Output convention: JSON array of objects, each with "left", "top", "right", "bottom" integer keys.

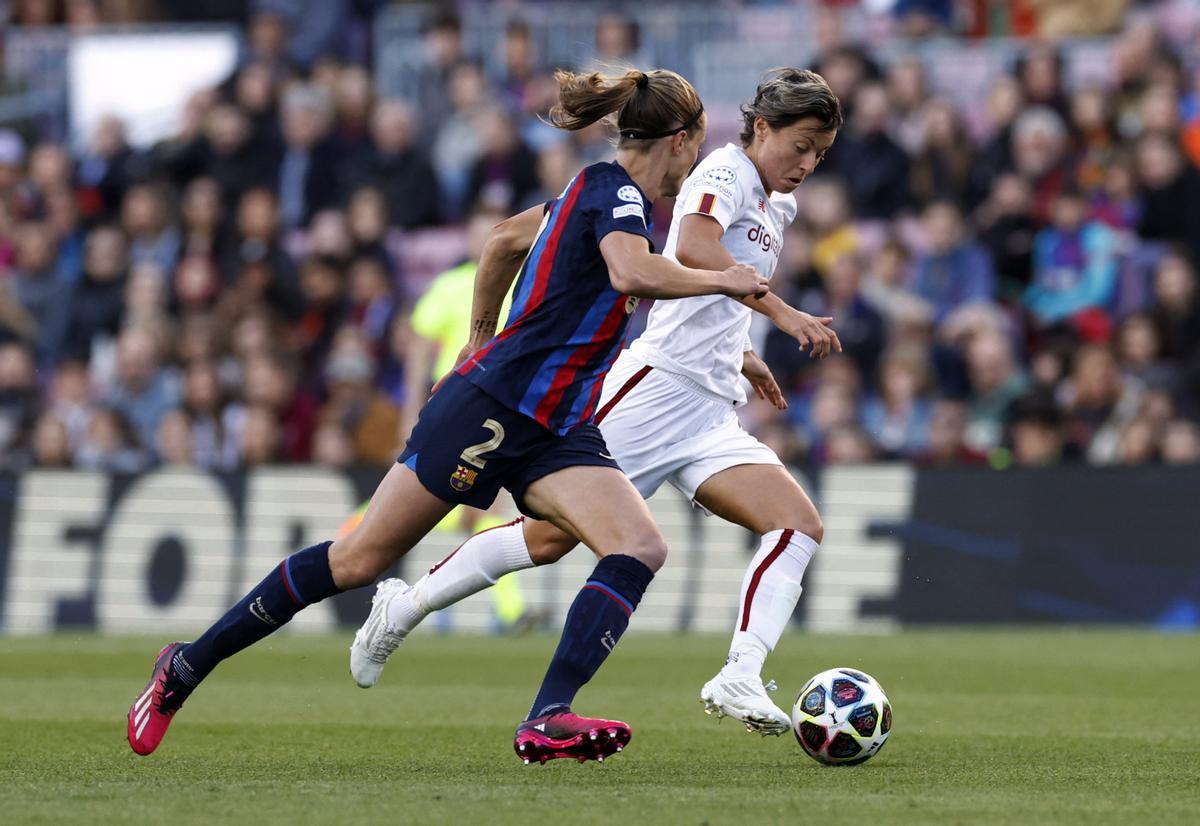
[{"left": 792, "top": 667, "right": 891, "bottom": 765}]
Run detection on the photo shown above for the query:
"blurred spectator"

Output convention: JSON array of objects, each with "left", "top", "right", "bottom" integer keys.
[
  {"left": 1116, "top": 312, "right": 1177, "bottom": 390},
  {"left": 349, "top": 100, "right": 441, "bottom": 229},
  {"left": 1009, "top": 396, "right": 1067, "bottom": 466},
  {"left": 591, "top": 11, "right": 652, "bottom": 69},
  {"left": 12, "top": 221, "right": 73, "bottom": 369},
  {"left": 122, "top": 183, "right": 181, "bottom": 274},
  {"left": 1024, "top": 188, "right": 1119, "bottom": 328},
  {"left": 975, "top": 76, "right": 1024, "bottom": 194},
  {"left": 242, "top": 404, "right": 282, "bottom": 465},
  {"left": 975, "top": 173, "right": 1036, "bottom": 298},
  {"left": 30, "top": 412, "right": 72, "bottom": 468},
  {"left": 155, "top": 408, "right": 193, "bottom": 466},
  {"left": 824, "top": 422, "right": 878, "bottom": 465},
  {"left": 917, "top": 399, "right": 986, "bottom": 465},
  {"left": 1089, "top": 152, "right": 1140, "bottom": 232},
  {"left": 75, "top": 407, "right": 148, "bottom": 473},
  {"left": 106, "top": 326, "right": 181, "bottom": 451},
  {"left": 182, "top": 359, "right": 244, "bottom": 470},
  {"left": 1161, "top": 418, "right": 1200, "bottom": 464},
  {"left": 860, "top": 344, "right": 934, "bottom": 458},
  {"left": 1011, "top": 106, "right": 1071, "bottom": 224},
  {"left": 910, "top": 201, "right": 997, "bottom": 323},
  {"left": 295, "top": 255, "right": 348, "bottom": 371},
  {"left": 1115, "top": 415, "right": 1158, "bottom": 465},
  {"left": 277, "top": 84, "right": 340, "bottom": 228},
  {"left": 1015, "top": 44, "right": 1069, "bottom": 118},
  {"left": 495, "top": 18, "right": 540, "bottom": 111},
  {"left": 64, "top": 226, "right": 128, "bottom": 361},
  {"left": 798, "top": 252, "right": 884, "bottom": 379},
  {"left": 410, "top": 8, "right": 466, "bottom": 135},
  {"left": 910, "top": 98, "right": 978, "bottom": 208},
  {"left": 76, "top": 115, "right": 137, "bottom": 221},
  {"left": 824, "top": 82, "right": 909, "bottom": 219},
  {"left": 243, "top": 352, "right": 318, "bottom": 462},
  {"left": 345, "top": 186, "right": 395, "bottom": 268},
  {"left": 965, "top": 329, "right": 1029, "bottom": 453},
  {"left": 1134, "top": 132, "right": 1200, "bottom": 265},
  {"left": 802, "top": 178, "right": 858, "bottom": 278},
  {"left": 320, "top": 335, "right": 400, "bottom": 465},
  {"left": 1063, "top": 345, "right": 1144, "bottom": 463},
  {"left": 466, "top": 107, "right": 540, "bottom": 215},
  {"left": 311, "top": 420, "right": 356, "bottom": 467},
  {"left": 861, "top": 238, "right": 922, "bottom": 323},
  {"left": 1149, "top": 250, "right": 1200, "bottom": 361},
  {"left": 0, "top": 342, "right": 38, "bottom": 470},
  {"left": 886, "top": 56, "right": 929, "bottom": 155},
  {"left": 222, "top": 188, "right": 304, "bottom": 319},
  {"left": 1070, "top": 85, "right": 1119, "bottom": 196},
  {"left": 433, "top": 61, "right": 491, "bottom": 217}
]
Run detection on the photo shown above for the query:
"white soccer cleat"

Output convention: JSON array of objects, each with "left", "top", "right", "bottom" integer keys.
[
  {"left": 349, "top": 578, "right": 411, "bottom": 688},
  {"left": 699, "top": 674, "right": 791, "bottom": 736}
]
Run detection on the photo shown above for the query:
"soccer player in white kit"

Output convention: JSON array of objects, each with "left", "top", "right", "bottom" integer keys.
[{"left": 352, "top": 69, "right": 843, "bottom": 735}]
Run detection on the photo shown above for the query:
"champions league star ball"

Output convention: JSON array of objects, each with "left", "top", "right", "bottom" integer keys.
[{"left": 792, "top": 668, "right": 891, "bottom": 765}]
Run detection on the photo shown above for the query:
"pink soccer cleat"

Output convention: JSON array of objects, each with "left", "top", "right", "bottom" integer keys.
[
  {"left": 514, "top": 710, "right": 632, "bottom": 765},
  {"left": 127, "top": 642, "right": 189, "bottom": 756}
]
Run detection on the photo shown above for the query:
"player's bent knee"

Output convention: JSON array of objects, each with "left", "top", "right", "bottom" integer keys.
[
  {"left": 328, "top": 538, "right": 391, "bottom": 589},
  {"left": 620, "top": 533, "right": 668, "bottom": 572},
  {"left": 756, "top": 510, "right": 823, "bottom": 544},
  {"left": 528, "top": 535, "right": 576, "bottom": 565}
]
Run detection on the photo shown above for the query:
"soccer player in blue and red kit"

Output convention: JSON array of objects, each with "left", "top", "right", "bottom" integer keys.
[{"left": 127, "top": 67, "right": 769, "bottom": 763}]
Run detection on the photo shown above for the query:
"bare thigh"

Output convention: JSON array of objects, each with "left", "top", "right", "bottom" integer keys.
[
  {"left": 521, "top": 465, "right": 668, "bottom": 571},
  {"left": 693, "top": 463, "right": 823, "bottom": 541},
  {"left": 328, "top": 463, "right": 456, "bottom": 589}
]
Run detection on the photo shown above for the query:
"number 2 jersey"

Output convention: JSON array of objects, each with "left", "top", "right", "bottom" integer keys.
[
  {"left": 457, "top": 161, "right": 654, "bottom": 435},
  {"left": 628, "top": 143, "right": 798, "bottom": 404}
]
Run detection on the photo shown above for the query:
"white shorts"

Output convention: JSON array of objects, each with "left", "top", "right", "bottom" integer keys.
[{"left": 593, "top": 351, "right": 783, "bottom": 509}]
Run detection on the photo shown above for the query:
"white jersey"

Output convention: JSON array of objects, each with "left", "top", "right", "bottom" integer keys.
[{"left": 628, "top": 143, "right": 797, "bottom": 404}]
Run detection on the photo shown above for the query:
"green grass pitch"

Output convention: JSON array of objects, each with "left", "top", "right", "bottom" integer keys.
[{"left": 1, "top": 630, "right": 1198, "bottom": 825}]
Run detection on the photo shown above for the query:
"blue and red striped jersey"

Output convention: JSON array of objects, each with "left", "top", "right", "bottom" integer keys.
[{"left": 457, "top": 162, "right": 654, "bottom": 435}]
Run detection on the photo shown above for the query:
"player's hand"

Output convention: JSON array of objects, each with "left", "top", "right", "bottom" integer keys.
[
  {"left": 721, "top": 264, "right": 771, "bottom": 299},
  {"left": 781, "top": 310, "right": 842, "bottom": 359},
  {"left": 742, "top": 350, "right": 787, "bottom": 410}
]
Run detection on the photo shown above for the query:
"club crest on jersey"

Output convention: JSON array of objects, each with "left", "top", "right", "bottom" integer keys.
[
  {"left": 702, "top": 165, "right": 737, "bottom": 185},
  {"left": 625, "top": 296, "right": 640, "bottom": 315},
  {"left": 450, "top": 465, "right": 478, "bottom": 492},
  {"left": 617, "top": 185, "right": 643, "bottom": 205}
]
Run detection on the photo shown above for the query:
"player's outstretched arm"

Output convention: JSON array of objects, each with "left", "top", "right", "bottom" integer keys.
[
  {"left": 600, "top": 231, "right": 769, "bottom": 300},
  {"left": 465, "top": 204, "right": 546, "bottom": 350},
  {"left": 676, "top": 213, "right": 842, "bottom": 359}
]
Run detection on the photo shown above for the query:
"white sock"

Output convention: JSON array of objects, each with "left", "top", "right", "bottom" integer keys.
[
  {"left": 386, "top": 517, "right": 533, "bottom": 632},
  {"left": 721, "top": 528, "right": 819, "bottom": 679}
]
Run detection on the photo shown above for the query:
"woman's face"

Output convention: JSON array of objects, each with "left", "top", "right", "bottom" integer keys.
[{"left": 746, "top": 116, "right": 836, "bottom": 195}]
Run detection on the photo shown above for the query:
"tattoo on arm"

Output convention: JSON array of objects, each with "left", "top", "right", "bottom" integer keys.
[{"left": 472, "top": 312, "right": 499, "bottom": 340}]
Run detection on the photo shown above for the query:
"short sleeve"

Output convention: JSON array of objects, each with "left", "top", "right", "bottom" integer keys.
[
  {"left": 589, "top": 179, "right": 654, "bottom": 250},
  {"left": 680, "top": 162, "right": 744, "bottom": 231}
]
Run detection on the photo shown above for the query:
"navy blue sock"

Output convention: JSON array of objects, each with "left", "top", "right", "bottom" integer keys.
[
  {"left": 527, "top": 554, "right": 654, "bottom": 720},
  {"left": 169, "top": 542, "right": 340, "bottom": 692}
]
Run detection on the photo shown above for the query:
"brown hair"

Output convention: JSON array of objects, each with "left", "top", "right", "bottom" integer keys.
[
  {"left": 548, "top": 68, "right": 703, "bottom": 146},
  {"left": 740, "top": 68, "right": 843, "bottom": 146}
]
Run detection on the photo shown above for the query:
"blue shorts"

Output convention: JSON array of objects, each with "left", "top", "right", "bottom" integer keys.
[{"left": 398, "top": 374, "right": 621, "bottom": 517}]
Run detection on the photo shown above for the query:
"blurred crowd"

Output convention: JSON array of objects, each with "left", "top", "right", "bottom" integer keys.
[{"left": 2, "top": 0, "right": 1200, "bottom": 472}]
